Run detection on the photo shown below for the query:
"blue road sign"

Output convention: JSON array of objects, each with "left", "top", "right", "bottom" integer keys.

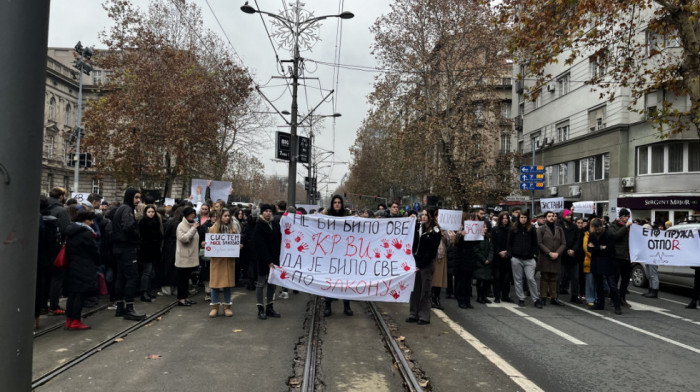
[
  {"left": 520, "top": 173, "right": 545, "bottom": 182},
  {"left": 520, "top": 165, "right": 545, "bottom": 174},
  {"left": 520, "top": 182, "right": 546, "bottom": 190}
]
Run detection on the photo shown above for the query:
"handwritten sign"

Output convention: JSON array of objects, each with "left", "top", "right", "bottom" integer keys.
[
  {"left": 269, "top": 214, "right": 417, "bottom": 302},
  {"left": 572, "top": 201, "right": 595, "bottom": 215},
  {"left": 540, "top": 197, "right": 564, "bottom": 213},
  {"left": 164, "top": 198, "right": 175, "bottom": 207},
  {"left": 204, "top": 233, "right": 241, "bottom": 258},
  {"left": 438, "top": 209, "right": 462, "bottom": 231},
  {"left": 190, "top": 179, "right": 232, "bottom": 204},
  {"left": 462, "top": 220, "right": 485, "bottom": 241},
  {"left": 629, "top": 225, "right": 700, "bottom": 266},
  {"left": 71, "top": 193, "right": 91, "bottom": 204}
]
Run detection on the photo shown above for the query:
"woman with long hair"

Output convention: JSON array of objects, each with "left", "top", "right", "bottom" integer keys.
[
  {"left": 406, "top": 207, "right": 442, "bottom": 325},
  {"left": 323, "top": 195, "right": 354, "bottom": 317},
  {"left": 63, "top": 210, "right": 100, "bottom": 330},
  {"left": 491, "top": 212, "right": 513, "bottom": 303},
  {"left": 507, "top": 211, "right": 542, "bottom": 308},
  {"left": 207, "top": 209, "right": 239, "bottom": 317},
  {"left": 139, "top": 205, "right": 163, "bottom": 302},
  {"left": 473, "top": 219, "right": 494, "bottom": 304}
]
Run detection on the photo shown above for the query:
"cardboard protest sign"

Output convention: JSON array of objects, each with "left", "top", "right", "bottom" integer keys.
[
  {"left": 164, "top": 198, "right": 175, "bottom": 207},
  {"left": 629, "top": 225, "right": 700, "bottom": 266},
  {"left": 540, "top": 197, "right": 564, "bottom": 213},
  {"left": 438, "top": 209, "right": 462, "bottom": 231},
  {"left": 204, "top": 233, "right": 241, "bottom": 258},
  {"left": 572, "top": 201, "right": 595, "bottom": 214},
  {"left": 71, "top": 193, "right": 91, "bottom": 204},
  {"left": 269, "top": 214, "right": 417, "bottom": 302},
  {"left": 463, "top": 220, "right": 485, "bottom": 241},
  {"left": 190, "top": 179, "right": 232, "bottom": 204}
]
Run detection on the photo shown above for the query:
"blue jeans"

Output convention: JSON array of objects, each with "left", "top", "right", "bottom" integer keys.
[
  {"left": 585, "top": 273, "right": 596, "bottom": 304},
  {"left": 211, "top": 287, "right": 231, "bottom": 304}
]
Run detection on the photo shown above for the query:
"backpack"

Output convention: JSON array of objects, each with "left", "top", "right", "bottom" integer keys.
[{"left": 39, "top": 216, "right": 63, "bottom": 267}]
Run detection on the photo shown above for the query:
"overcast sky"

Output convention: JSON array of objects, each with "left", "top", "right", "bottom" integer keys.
[{"left": 48, "top": 0, "right": 393, "bottom": 197}]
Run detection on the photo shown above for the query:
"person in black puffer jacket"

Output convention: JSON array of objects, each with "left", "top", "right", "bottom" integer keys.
[
  {"left": 491, "top": 212, "right": 513, "bottom": 303},
  {"left": 252, "top": 204, "right": 282, "bottom": 320},
  {"left": 138, "top": 205, "right": 163, "bottom": 302},
  {"left": 588, "top": 218, "right": 622, "bottom": 314},
  {"left": 507, "top": 211, "right": 542, "bottom": 308},
  {"left": 63, "top": 210, "right": 100, "bottom": 330},
  {"left": 406, "top": 207, "right": 442, "bottom": 325}
]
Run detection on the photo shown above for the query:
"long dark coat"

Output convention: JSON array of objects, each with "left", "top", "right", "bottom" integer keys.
[
  {"left": 536, "top": 224, "right": 567, "bottom": 274},
  {"left": 64, "top": 223, "right": 99, "bottom": 293},
  {"left": 161, "top": 217, "right": 179, "bottom": 286},
  {"left": 139, "top": 216, "right": 163, "bottom": 263},
  {"left": 589, "top": 229, "right": 617, "bottom": 275},
  {"left": 252, "top": 217, "right": 281, "bottom": 276}
]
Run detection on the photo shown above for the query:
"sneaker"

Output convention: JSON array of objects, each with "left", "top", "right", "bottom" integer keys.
[
  {"left": 204, "top": 294, "right": 211, "bottom": 301},
  {"left": 107, "top": 303, "right": 117, "bottom": 310},
  {"left": 279, "top": 291, "right": 289, "bottom": 299},
  {"left": 534, "top": 300, "right": 543, "bottom": 309},
  {"left": 48, "top": 308, "right": 65, "bottom": 316},
  {"left": 518, "top": 300, "right": 526, "bottom": 307}
]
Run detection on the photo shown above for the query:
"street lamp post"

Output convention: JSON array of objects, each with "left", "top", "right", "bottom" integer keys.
[
  {"left": 241, "top": 3, "right": 353, "bottom": 207},
  {"left": 72, "top": 41, "right": 93, "bottom": 194}
]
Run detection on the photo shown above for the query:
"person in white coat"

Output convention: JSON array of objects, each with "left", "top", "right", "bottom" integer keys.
[{"left": 175, "top": 206, "right": 200, "bottom": 306}]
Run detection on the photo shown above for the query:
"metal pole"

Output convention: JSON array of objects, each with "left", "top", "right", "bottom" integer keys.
[
  {"left": 531, "top": 141, "right": 536, "bottom": 216},
  {"left": 288, "top": 42, "right": 300, "bottom": 208},
  {"left": 0, "top": 1, "right": 51, "bottom": 390},
  {"left": 307, "top": 119, "right": 314, "bottom": 204},
  {"left": 73, "top": 57, "right": 84, "bottom": 193}
]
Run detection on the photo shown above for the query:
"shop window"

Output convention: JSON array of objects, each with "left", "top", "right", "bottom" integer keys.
[{"left": 668, "top": 143, "right": 684, "bottom": 172}]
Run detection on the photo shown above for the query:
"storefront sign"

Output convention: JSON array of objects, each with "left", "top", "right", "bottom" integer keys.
[{"left": 617, "top": 196, "right": 700, "bottom": 210}]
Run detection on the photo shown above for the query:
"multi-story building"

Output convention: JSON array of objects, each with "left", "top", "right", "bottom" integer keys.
[{"left": 513, "top": 26, "right": 699, "bottom": 223}]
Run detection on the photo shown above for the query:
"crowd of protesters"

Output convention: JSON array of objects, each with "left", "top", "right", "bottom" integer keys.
[{"left": 35, "top": 187, "right": 700, "bottom": 332}]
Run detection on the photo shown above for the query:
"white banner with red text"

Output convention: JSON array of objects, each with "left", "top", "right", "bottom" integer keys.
[
  {"left": 268, "top": 213, "right": 418, "bottom": 302},
  {"left": 629, "top": 224, "right": 700, "bottom": 266}
]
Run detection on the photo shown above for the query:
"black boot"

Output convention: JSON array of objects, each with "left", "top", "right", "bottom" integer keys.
[
  {"left": 123, "top": 303, "right": 146, "bottom": 321},
  {"left": 140, "top": 292, "right": 152, "bottom": 302},
  {"left": 323, "top": 301, "right": 332, "bottom": 317},
  {"left": 257, "top": 305, "right": 267, "bottom": 320},
  {"left": 266, "top": 303, "right": 281, "bottom": 318},
  {"left": 642, "top": 289, "right": 658, "bottom": 298},
  {"left": 343, "top": 302, "right": 353, "bottom": 316},
  {"left": 114, "top": 301, "right": 125, "bottom": 317},
  {"left": 433, "top": 296, "right": 444, "bottom": 309},
  {"left": 686, "top": 299, "right": 698, "bottom": 309}
]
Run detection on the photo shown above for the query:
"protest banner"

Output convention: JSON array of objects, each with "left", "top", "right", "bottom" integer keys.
[
  {"left": 190, "top": 179, "right": 232, "bottom": 204},
  {"left": 203, "top": 233, "right": 241, "bottom": 258},
  {"left": 463, "top": 221, "right": 485, "bottom": 241},
  {"left": 438, "top": 209, "right": 462, "bottom": 231},
  {"left": 572, "top": 201, "right": 595, "bottom": 215},
  {"left": 269, "top": 214, "right": 417, "bottom": 302},
  {"left": 71, "top": 192, "right": 91, "bottom": 204},
  {"left": 540, "top": 197, "right": 564, "bottom": 213},
  {"left": 164, "top": 198, "right": 175, "bottom": 207},
  {"left": 629, "top": 225, "right": 700, "bottom": 266}
]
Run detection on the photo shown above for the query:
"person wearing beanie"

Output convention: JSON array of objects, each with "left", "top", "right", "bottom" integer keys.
[
  {"left": 63, "top": 210, "right": 100, "bottom": 330},
  {"left": 252, "top": 203, "right": 282, "bottom": 319},
  {"left": 537, "top": 211, "right": 567, "bottom": 306},
  {"left": 609, "top": 208, "right": 633, "bottom": 308},
  {"left": 112, "top": 188, "right": 147, "bottom": 321},
  {"left": 175, "top": 206, "right": 200, "bottom": 306},
  {"left": 557, "top": 209, "right": 582, "bottom": 303}
]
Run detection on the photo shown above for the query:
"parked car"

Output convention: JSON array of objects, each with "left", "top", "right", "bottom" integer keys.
[{"left": 631, "top": 223, "right": 700, "bottom": 289}]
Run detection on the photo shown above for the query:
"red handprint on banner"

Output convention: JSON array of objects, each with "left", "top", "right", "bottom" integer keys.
[
  {"left": 392, "top": 238, "right": 403, "bottom": 250},
  {"left": 280, "top": 270, "right": 289, "bottom": 279},
  {"left": 401, "top": 262, "right": 411, "bottom": 271},
  {"left": 385, "top": 249, "right": 394, "bottom": 259},
  {"left": 284, "top": 239, "right": 291, "bottom": 249},
  {"left": 398, "top": 281, "right": 408, "bottom": 291},
  {"left": 294, "top": 232, "right": 304, "bottom": 243},
  {"left": 389, "top": 289, "right": 400, "bottom": 299},
  {"left": 297, "top": 243, "right": 309, "bottom": 252},
  {"left": 283, "top": 212, "right": 289, "bottom": 217},
  {"left": 284, "top": 223, "right": 292, "bottom": 235},
  {"left": 404, "top": 244, "right": 412, "bottom": 255},
  {"left": 380, "top": 239, "right": 390, "bottom": 248},
  {"left": 373, "top": 248, "right": 381, "bottom": 259}
]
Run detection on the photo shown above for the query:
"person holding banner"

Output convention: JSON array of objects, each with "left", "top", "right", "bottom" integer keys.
[
  {"left": 323, "top": 195, "right": 354, "bottom": 317},
  {"left": 609, "top": 208, "right": 633, "bottom": 308},
  {"left": 252, "top": 204, "right": 282, "bottom": 320},
  {"left": 207, "top": 209, "right": 239, "bottom": 318},
  {"left": 588, "top": 218, "right": 622, "bottom": 315},
  {"left": 507, "top": 212, "right": 542, "bottom": 308},
  {"left": 407, "top": 208, "right": 442, "bottom": 325}
]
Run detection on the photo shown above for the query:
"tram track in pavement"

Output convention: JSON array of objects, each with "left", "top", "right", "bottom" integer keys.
[
  {"left": 31, "top": 296, "right": 185, "bottom": 390},
  {"left": 33, "top": 303, "right": 109, "bottom": 338},
  {"left": 295, "top": 297, "right": 425, "bottom": 392}
]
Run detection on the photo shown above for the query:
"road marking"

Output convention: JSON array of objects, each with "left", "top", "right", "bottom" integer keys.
[
  {"left": 433, "top": 309, "right": 545, "bottom": 392},
  {"left": 504, "top": 306, "right": 587, "bottom": 345},
  {"left": 626, "top": 300, "right": 700, "bottom": 326},
  {"left": 564, "top": 303, "right": 700, "bottom": 355},
  {"left": 628, "top": 289, "right": 687, "bottom": 306}
]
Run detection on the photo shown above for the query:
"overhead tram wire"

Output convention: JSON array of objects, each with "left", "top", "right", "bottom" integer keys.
[{"left": 203, "top": 0, "right": 245, "bottom": 65}]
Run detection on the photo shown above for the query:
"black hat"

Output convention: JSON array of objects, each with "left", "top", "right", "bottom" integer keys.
[
  {"left": 183, "top": 207, "right": 196, "bottom": 219},
  {"left": 618, "top": 208, "right": 631, "bottom": 217},
  {"left": 259, "top": 204, "right": 274, "bottom": 213}
]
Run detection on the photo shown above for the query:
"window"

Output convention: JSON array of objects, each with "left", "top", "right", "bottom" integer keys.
[
  {"left": 92, "top": 70, "right": 102, "bottom": 85},
  {"left": 47, "top": 173, "right": 54, "bottom": 194},
  {"left": 558, "top": 163, "right": 568, "bottom": 185},
  {"left": 589, "top": 56, "right": 606, "bottom": 79},
  {"left": 531, "top": 132, "right": 541, "bottom": 151},
  {"left": 64, "top": 104, "right": 72, "bottom": 126},
  {"left": 588, "top": 106, "right": 606, "bottom": 132},
  {"left": 48, "top": 97, "right": 56, "bottom": 121},
  {"left": 535, "top": 89, "right": 542, "bottom": 109},
  {"left": 639, "top": 147, "right": 649, "bottom": 175},
  {"left": 645, "top": 90, "right": 662, "bottom": 118},
  {"left": 557, "top": 73, "right": 570, "bottom": 97},
  {"left": 47, "top": 135, "right": 55, "bottom": 159},
  {"left": 500, "top": 134, "right": 511, "bottom": 154},
  {"left": 91, "top": 178, "right": 101, "bottom": 194},
  {"left": 547, "top": 165, "right": 558, "bottom": 186},
  {"left": 651, "top": 145, "right": 664, "bottom": 173},
  {"left": 690, "top": 142, "right": 700, "bottom": 172},
  {"left": 646, "top": 30, "right": 661, "bottom": 56},
  {"left": 104, "top": 71, "right": 113, "bottom": 83},
  {"left": 474, "top": 104, "right": 484, "bottom": 126},
  {"left": 556, "top": 120, "right": 570, "bottom": 142},
  {"left": 668, "top": 143, "right": 684, "bottom": 172},
  {"left": 501, "top": 102, "right": 511, "bottom": 119},
  {"left": 518, "top": 140, "right": 524, "bottom": 153}
]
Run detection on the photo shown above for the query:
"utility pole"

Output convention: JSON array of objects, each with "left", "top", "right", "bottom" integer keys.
[
  {"left": 0, "top": 1, "right": 51, "bottom": 389},
  {"left": 288, "top": 45, "right": 300, "bottom": 208},
  {"left": 72, "top": 42, "right": 93, "bottom": 194}
]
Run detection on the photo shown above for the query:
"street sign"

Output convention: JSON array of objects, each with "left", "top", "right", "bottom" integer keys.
[
  {"left": 505, "top": 195, "right": 531, "bottom": 202},
  {"left": 276, "top": 131, "right": 290, "bottom": 160},
  {"left": 520, "top": 182, "right": 545, "bottom": 190},
  {"left": 520, "top": 173, "right": 545, "bottom": 182},
  {"left": 298, "top": 136, "right": 310, "bottom": 164},
  {"left": 520, "top": 165, "right": 545, "bottom": 174}
]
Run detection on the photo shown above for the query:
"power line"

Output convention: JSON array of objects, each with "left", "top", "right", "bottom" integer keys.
[{"left": 203, "top": 0, "right": 245, "bottom": 64}]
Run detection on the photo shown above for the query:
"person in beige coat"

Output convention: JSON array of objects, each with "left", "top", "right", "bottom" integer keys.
[
  {"left": 536, "top": 211, "right": 567, "bottom": 305},
  {"left": 175, "top": 207, "right": 200, "bottom": 306},
  {"left": 206, "top": 209, "right": 240, "bottom": 317}
]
